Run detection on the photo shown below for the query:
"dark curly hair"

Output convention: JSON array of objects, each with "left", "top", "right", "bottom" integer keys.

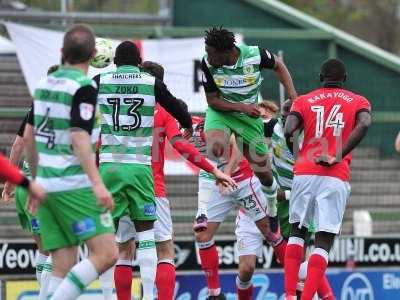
[{"left": 204, "top": 27, "right": 235, "bottom": 51}]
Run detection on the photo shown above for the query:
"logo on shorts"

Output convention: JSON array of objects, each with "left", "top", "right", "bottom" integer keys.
[
  {"left": 72, "top": 217, "right": 96, "bottom": 236},
  {"left": 237, "top": 239, "right": 246, "bottom": 250},
  {"left": 31, "top": 218, "right": 40, "bottom": 232},
  {"left": 144, "top": 204, "right": 156, "bottom": 216},
  {"left": 100, "top": 213, "right": 113, "bottom": 228}
]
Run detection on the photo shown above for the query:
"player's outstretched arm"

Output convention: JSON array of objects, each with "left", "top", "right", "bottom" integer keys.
[
  {"left": 284, "top": 114, "right": 303, "bottom": 154},
  {"left": 170, "top": 136, "right": 237, "bottom": 189},
  {"left": 2, "top": 135, "right": 24, "bottom": 202},
  {"left": 273, "top": 56, "right": 297, "bottom": 101},
  {"left": 340, "top": 111, "right": 372, "bottom": 159},
  {"left": 24, "top": 123, "right": 38, "bottom": 178}
]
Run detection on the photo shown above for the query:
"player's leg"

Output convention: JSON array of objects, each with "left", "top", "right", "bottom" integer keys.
[
  {"left": 128, "top": 164, "right": 158, "bottom": 300},
  {"left": 99, "top": 266, "right": 114, "bottom": 300},
  {"left": 235, "top": 213, "right": 263, "bottom": 300},
  {"left": 195, "top": 188, "right": 233, "bottom": 299},
  {"left": 237, "top": 255, "right": 257, "bottom": 300},
  {"left": 156, "top": 240, "right": 175, "bottom": 300},
  {"left": 46, "top": 189, "right": 117, "bottom": 300},
  {"left": 301, "top": 177, "right": 350, "bottom": 300},
  {"left": 195, "top": 222, "right": 222, "bottom": 299},
  {"left": 204, "top": 108, "right": 231, "bottom": 161},
  {"left": 237, "top": 176, "right": 287, "bottom": 265},
  {"left": 33, "top": 235, "right": 52, "bottom": 300},
  {"left": 15, "top": 186, "right": 50, "bottom": 285},
  {"left": 100, "top": 162, "right": 134, "bottom": 299},
  {"left": 115, "top": 216, "right": 137, "bottom": 300},
  {"left": 284, "top": 175, "right": 315, "bottom": 299},
  {"left": 194, "top": 177, "right": 214, "bottom": 232},
  {"left": 298, "top": 261, "right": 335, "bottom": 300},
  {"left": 47, "top": 246, "right": 79, "bottom": 299},
  {"left": 154, "top": 197, "right": 175, "bottom": 300}
]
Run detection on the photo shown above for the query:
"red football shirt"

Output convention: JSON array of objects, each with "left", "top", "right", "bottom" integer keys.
[
  {"left": 152, "top": 104, "right": 182, "bottom": 197},
  {"left": 291, "top": 87, "right": 371, "bottom": 181}
]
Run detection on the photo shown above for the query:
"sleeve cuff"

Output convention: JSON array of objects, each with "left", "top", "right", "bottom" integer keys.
[{"left": 19, "top": 176, "right": 30, "bottom": 189}]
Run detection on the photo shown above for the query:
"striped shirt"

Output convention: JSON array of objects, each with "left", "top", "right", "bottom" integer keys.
[{"left": 33, "top": 66, "right": 99, "bottom": 193}]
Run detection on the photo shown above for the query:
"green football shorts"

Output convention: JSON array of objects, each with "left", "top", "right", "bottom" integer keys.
[
  {"left": 205, "top": 107, "right": 268, "bottom": 155},
  {"left": 100, "top": 163, "right": 156, "bottom": 223},
  {"left": 38, "top": 187, "right": 114, "bottom": 251},
  {"left": 15, "top": 186, "right": 40, "bottom": 235}
]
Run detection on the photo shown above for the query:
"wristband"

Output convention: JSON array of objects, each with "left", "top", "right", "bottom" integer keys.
[{"left": 284, "top": 190, "right": 291, "bottom": 200}]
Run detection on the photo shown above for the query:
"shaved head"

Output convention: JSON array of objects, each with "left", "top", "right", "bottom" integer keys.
[{"left": 62, "top": 24, "right": 95, "bottom": 64}]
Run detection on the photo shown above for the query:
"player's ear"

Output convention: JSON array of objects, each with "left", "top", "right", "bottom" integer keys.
[
  {"left": 319, "top": 73, "right": 324, "bottom": 82},
  {"left": 343, "top": 74, "right": 347, "bottom": 82}
]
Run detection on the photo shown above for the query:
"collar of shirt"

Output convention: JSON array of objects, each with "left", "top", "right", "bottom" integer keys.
[{"left": 116, "top": 65, "right": 140, "bottom": 73}]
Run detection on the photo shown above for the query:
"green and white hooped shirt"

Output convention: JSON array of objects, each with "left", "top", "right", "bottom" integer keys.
[{"left": 33, "top": 66, "right": 99, "bottom": 193}]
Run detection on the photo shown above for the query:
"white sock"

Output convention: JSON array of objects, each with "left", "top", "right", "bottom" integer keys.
[
  {"left": 197, "top": 187, "right": 212, "bottom": 218},
  {"left": 236, "top": 276, "right": 252, "bottom": 290},
  {"left": 46, "top": 276, "right": 63, "bottom": 299},
  {"left": 261, "top": 178, "right": 278, "bottom": 217},
  {"left": 137, "top": 229, "right": 157, "bottom": 300},
  {"left": 99, "top": 266, "right": 114, "bottom": 300},
  {"left": 51, "top": 259, "right": 99, "bottom": 300},
  {"left": 35, "top": 253, "right": 48, "bottom": 285},
  {"left": 39, "top": 256, "right": 52, "bottom": 300}
]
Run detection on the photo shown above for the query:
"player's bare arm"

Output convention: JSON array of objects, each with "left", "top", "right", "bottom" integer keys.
[
  {"left": 2, "top": 135, "right": 24, "bottom": 202},
  {"left": 23, "top": 123, "right": 38, "bottom": 178},
  {"left": 284, "top": 113, "right": 303, "bottom": 154},
  {"left": 316, "top": 110, "right": 372, "bottom": 167},
  {"left": 205, "top": 91, "right": 261, "bottom": 117},
  {"left": 273, "top": 55, "right": 297, "bottom": 100}
]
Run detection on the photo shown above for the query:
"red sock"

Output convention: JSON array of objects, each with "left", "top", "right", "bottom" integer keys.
[
  {"left": 114, "top": 264, "right": 133, "bottom": 300},
  {"left": 156, "top": 262, "right": 176, "bottom": 300},
  {"left": 237, "top": 285, "right": 253, "bottom": 300},
  {"left": 284, "top": 238, "right": 304, "bottom": 297},
  {"left": 273, "top": 239, "right": 287, "bottom": 266},
  {"left": 199, "top": 243, "right": 220, "bottom": 295},
  {"left": 317, "top": 275, "right": 335, "bottom": 299},
  {"left": 301, "top": 251, "right": 328, "bottom": 300}
]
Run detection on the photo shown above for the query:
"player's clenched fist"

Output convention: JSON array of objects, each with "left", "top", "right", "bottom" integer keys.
[{"left": 240, "top": 103, "right": 262, "bottom": 117}]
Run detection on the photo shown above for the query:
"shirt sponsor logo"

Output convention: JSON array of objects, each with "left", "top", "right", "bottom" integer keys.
[
  {"left": 144, "top": 204, "right": 156, "bottom": 216},
  {"left": 79, "top": 103, "right": 94, "bottom": 121},
  {"left": 72, "top": 217, "right": 96, "bottom": 236},
  {"left": 100, "top": 213, "right": 113, "bottom": 228},
  {"left": 243, "top": 65, "right": 254, "bottom": 75},
  {"left": 213, "top": 75, "right": 256, "bottom": 88}
]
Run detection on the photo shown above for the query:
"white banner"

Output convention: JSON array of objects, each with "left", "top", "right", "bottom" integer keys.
[
  {"left": 5, "top": 22, "right": 211, "bottom": 113},
  {"left": 5, "top": 22, "right": 217, "bottom": 175}
]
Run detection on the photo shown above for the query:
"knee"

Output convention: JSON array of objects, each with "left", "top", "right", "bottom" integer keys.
[
  {"left": 104, "top": 244, "right": 119, "bottom": 267},
  {"left": 118, "top": 241, "right": 135, "bottom": 261},
  {"left": 156, "top": 241, "right": 175, "bottom": 260},
  {"left": 238, "top": 261, "right": 255, "bottom": 282},
  {"left": 195, "top": 230, "right": 213, "bottom": 243}
]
